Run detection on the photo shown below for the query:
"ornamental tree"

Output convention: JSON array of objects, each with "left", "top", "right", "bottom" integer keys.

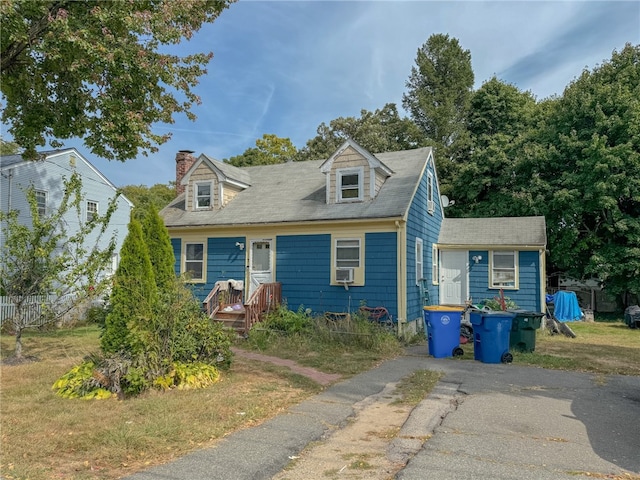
[{"left": 0, "top": 172, "right": 118, "bottom": 358}]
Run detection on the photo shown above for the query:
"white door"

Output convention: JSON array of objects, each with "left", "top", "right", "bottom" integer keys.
[
  {"left": 248, "top": 239, "right": 273, "bottom": 298},
  {"left": 440, "top": 250, "right": 468, "bottom": 305}
]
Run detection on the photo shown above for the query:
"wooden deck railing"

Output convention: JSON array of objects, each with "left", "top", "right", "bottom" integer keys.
[
  {"left": 244, "top": 282, "right": 281, "bottom": 332},
  {"left": 203, "top": 281, "right": 281, "bottom": 334},
  {"left": 202, "top": 283, "right": 244, "bottom": 320}
]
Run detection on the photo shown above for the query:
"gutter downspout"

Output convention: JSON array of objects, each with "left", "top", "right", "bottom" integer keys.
[
  {"left": 2, "top": 168, "right": 13, "bottom": 211},
  {"left": 395, "top": 220, "right": 406, "bottom": 336},
  {"left": 540, "top": 248, "right": 547, "bottom": 315}
]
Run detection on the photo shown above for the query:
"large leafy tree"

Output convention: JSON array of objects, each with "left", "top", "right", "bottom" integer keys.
[
  {"left": 121, "top": 183, "right": 176, "bottom": 220},
  {"left": 295, "top": 103, "right": 426, "bottom": 161},
  {"left": 225, "top": 134, "right": 298, "bottom": 167},
  {"left": 536, "top": 44, "right": 640, "bottom": 302},
  {"left": 0, "top": 136, "right": 19, "bottom": 155},
  {"left": 0, "top": 0, "right": 234, "bottom": 161},
  {"left": 402, "top": 34, "right": 474, "bottom": 194},
  {"left": 449, "top": 77, "right": 541, "bottom": 217},
  {"left": 0, "top": 172, "right": 118, "bottom": 358}
]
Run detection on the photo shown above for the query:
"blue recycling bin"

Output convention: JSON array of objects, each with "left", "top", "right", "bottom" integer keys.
[
  {"left": 469, "top": 309, "right": 517, "bottom": 363},
  {"left": 423, "top": 306, "right": 465, "bottom": 358}
]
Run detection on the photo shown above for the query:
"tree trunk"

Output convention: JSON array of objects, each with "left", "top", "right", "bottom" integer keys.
[{"left": 14, "top": 326, "right": 23, "bottom": 358}]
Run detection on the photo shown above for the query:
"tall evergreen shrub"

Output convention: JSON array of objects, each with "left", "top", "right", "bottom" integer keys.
[
  {"left": 101, "top": 219, "right": 157, "bottom": 354},
  {"left": 141, "top": 206, "right": 176, "bottom": 294}
]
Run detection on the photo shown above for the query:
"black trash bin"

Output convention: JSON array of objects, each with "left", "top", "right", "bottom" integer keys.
[{"left": 509, "top": 310, "right": 545, "bottom": 352}]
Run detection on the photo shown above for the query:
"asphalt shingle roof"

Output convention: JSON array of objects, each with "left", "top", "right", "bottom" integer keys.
[
  {"left": 162, "top": 147, "right": 432, "bottom": 227},
  {"left": 438, "top": 216, "right": 547, "bottom": 247}
]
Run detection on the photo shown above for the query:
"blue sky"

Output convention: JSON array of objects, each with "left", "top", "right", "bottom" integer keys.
[{"left": 9, "top": 1, "right": 640, "bottom": 187}]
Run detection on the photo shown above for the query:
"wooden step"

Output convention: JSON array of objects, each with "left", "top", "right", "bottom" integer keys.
[{"left": 213, "top": 304, "right": 246, "bottom": 332}]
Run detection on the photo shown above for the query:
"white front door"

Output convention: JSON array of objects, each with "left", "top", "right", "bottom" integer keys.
[
  {"left": 248, "top": 239, "right": 273, "bottom": 298},
  {"left": 440, "top": 250, "right": 468, "bottom": 305}
]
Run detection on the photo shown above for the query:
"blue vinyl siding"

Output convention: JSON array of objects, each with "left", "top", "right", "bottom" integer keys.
[
  {"left": 171, "top": 238, "right": 181, "bottom": 277},
  {"left": 0, "top": 150, "right": 131, "bottom": 271},
  {"left": 276, "top": 234, "right": 331, "bottom": 312},
  {"left": 468, "top": 250, "right": 541, "bottom": 312},
  {"left": 276, "top": 232, "right": 397, "bottom": 318},
  {"left": 176, "top": 236, "right": 247, "bottom": 303},
  {"left": 405, "top": 157, "right": 442, "bottom": 322}
]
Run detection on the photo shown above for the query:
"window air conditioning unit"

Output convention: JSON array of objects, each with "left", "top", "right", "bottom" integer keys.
[
  {"left": 336, "top": 267, "right": 354, "bottom": 283},
  {"left": 427, "top": 200, "right": 435, "bottom": 213}
]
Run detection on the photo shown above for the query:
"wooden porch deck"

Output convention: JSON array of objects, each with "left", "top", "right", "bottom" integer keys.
[{"left": 202, "top": 282, "right": 281, "bottom": 335}]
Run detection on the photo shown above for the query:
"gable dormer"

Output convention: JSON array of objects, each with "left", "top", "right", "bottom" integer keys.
[
  {"left": 320, "top": 139, "right": 394, "bottom": 205},
  {"left": 179, "top": 153, "right": 251, "bottom": 211}
]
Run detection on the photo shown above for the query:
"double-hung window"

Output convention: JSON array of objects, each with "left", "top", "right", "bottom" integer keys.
[
  {"left": 35, "top": 190, "right": 47, "bottom": 217},
  {"left": 337, "top": 167, "right": 363, "bottom": 202},
  {"left": 335, "top": 238, "right": 361, "bottom": 284},
  {"left": 185, "top": 242, "right": 205, "bottom": 281},
  {"left": 491, "top": 251, "right": 517, "bottom": 288},
  {"left": 336, "top": 239, "right": 360, "bottom": 268},
  {"left": 195, "top": 182, "right": 212, "bottom": 209},
  {"left": 87, "top": 201, "right": 98, "bottom": 222},
  {"left": 427, "top": 171, "right": 434, "bottom": 214}
]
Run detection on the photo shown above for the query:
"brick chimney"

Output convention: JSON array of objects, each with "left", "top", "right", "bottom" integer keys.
[{"left": 175, "top": 150, "right": 196, "bottom": 195}]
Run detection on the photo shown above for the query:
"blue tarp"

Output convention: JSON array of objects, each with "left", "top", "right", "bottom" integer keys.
[{"left": 550, "top": 291, "right": 583, "bottom": 322}]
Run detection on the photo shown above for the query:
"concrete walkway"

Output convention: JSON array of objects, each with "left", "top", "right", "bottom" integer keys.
[{"left": 127, "top": 345, "right": 640, "bottom": 480}]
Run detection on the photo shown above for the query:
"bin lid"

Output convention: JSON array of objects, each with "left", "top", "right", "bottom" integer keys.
[
  {"left": 423, "top": 305, "right": 465, "bottom": 311},
  {"left": 507, "top": 309, "right": 545, "bottom": 316},
  {"left": 470, "top": 309, "right": 517, "bottom": 317}
]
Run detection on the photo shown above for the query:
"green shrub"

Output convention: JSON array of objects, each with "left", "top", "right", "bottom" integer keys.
[
  {"left": 84, "top": 301, "right": 110, "bottom": 326},
  {"left": 246, "top": 306, "right": 401, "bottom": 356},
  {"left": 481, "top": 296, "right": 519, "bottom": 311},
  {"left": 52, "top": 361, "right": 113, "bottom": 399},
  {"left": 173, "top": 362, "right": 220, "bottom": 389},
  {"left": 261, "top": 304, "right": 312, "bottom": 334}
]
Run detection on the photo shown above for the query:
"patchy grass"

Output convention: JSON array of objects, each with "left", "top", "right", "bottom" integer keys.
[
  {"left": 2, "top": 316, "right": 637, "bottom": 480},
  {"left": 0, "top": 326, "right": 319, "bottom": 480},
  {"left": 244, "top": 312, "right": 404, "bottom": 376},
  {"left": 517, "top": 321, "right": 640, "bottom": 375},
  {"left": 393, "top": 369, "right": 443, "bottom": 406},
  {"left": 452, "top": 320, "right": 640, "bottom": 376}
]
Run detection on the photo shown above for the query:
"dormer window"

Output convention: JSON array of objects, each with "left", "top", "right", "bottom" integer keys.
[
  {"left": 337, "top": 167, "right": 363, "bottom": 202},
  {"left": 195, "top": 182, "right": 212, "bottom": 209}
]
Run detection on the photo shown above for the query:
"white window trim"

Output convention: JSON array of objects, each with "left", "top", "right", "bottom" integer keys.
[
  {"left": 415, "top": 238, "right": 423, "bottom": 286},
  {"left": 333, "top": 236, "right": 363, "bottom": 285},
  {"left": 195, "top": 181, "right": 213, "bottom": 210},
  {"left": 35, "top": 189, "right": 47, "bottom": 217},
  {"left": 336, "top": 167, "right": 364, "bottom": 203},
  {"left": 432, "top": 244, "right": 439, "bottom": 285},
  {"left": 184, "top": 241, "right": 206, "bottom": 282},
  {"left": 427, "top": 171, "right": 434, "bottom": 215},
  {"left": 490, "top": 250, "right": 518, "bottom": 289},
  {"left": 86, "top": 200, "right": 98, "bottom": 222}
]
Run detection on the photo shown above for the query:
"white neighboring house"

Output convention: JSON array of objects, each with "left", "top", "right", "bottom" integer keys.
[{"left": 0, "top": 148, "right": 133, "bottom": 283}]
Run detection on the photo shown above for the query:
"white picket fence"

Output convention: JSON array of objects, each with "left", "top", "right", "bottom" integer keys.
[{"left": 0, "top": 294, "right": 77, "bottom": 327}]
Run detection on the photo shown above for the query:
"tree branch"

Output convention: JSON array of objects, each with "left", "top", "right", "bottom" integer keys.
[{"left": 0, "top": 1, "right": 69, "bottom": 74}]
